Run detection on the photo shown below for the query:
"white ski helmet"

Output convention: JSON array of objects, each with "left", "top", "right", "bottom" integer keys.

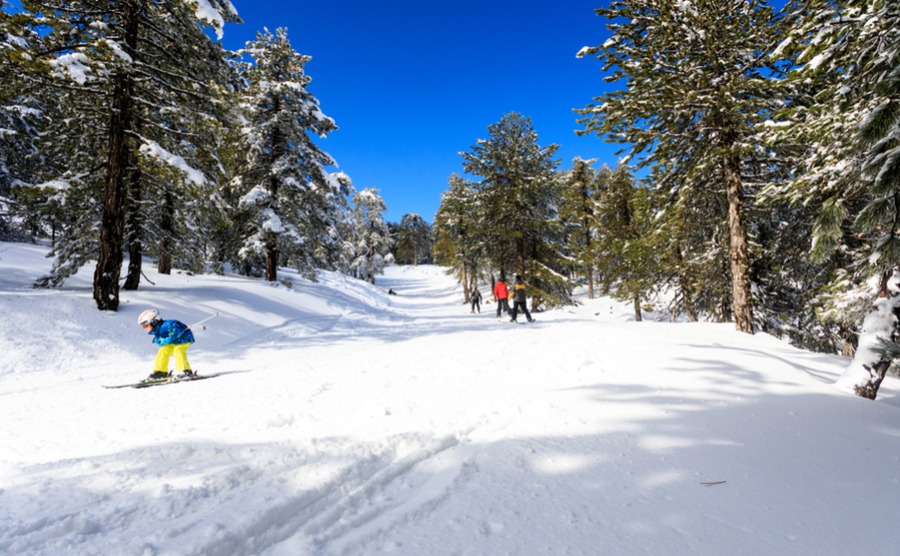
[{"left": 138, "top": 309, "right": 160, "bottom": 325}]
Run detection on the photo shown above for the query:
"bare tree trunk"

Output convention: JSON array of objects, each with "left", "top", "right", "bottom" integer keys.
[
  {"left": 723, "top": 153, "right": 753, "bottom": 333},
  {"left": 124, "top": 237, "right": 143, "bottom": 289},
  {"left": 460, "top": 260, "right": 470, "bottom": 303},
  {"left": 157, "top": 190, "right": 173, "bottom": 275},
  {"left": 633, "top": 296, "right": 642, "bottom": 322},
  {"left": 93, "top": 5, "right": 139, "bottom": 310},
  {"left": 514, "top": 235, "right": 526, "bottom": 279},
  {"left": 587, "top": 264, "right": 595, "bottom": 300},
  {"left": 675, "top": 249, "right": 697, "bottom": 322},
  {"left": 682, "top": 284, "right": 698, "bottom": 322},
  {"left": 265, "top": 231, "right": 278, "bottom": 282},
  {"left": 123, "top": 161, "right": 142, "bottom": 290},
  {"left": 585, "top": 213, "right": 594, "bottom": 299}
]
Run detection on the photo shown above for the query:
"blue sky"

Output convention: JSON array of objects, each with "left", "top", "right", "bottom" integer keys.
[{"left": 221, "top": 1, "right": 617, "bottom": 222}]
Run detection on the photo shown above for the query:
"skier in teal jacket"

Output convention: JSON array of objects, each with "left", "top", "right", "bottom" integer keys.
[{"left": 138, "top": 309, "right": 195, "bottom": 380}]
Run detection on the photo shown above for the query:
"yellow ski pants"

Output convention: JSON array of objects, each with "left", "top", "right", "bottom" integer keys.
[{"left": 154, "top": 343, "right": 192, "bottom": 373}]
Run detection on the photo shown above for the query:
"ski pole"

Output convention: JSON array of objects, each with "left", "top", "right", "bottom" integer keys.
[{"left": 189, "top": 312, "right": 220, "bottom": 331}]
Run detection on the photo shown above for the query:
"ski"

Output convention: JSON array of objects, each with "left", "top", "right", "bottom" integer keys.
[{"left": 103, "top": 373, "right": 219, "bottom": 389}]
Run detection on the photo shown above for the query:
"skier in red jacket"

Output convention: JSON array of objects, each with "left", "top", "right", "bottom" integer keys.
[{"left": 493, "top": 275, "right": 511, "bottom": 319}]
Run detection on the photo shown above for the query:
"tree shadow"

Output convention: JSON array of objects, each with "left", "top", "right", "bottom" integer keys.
[{"left": 6, "top": 378, "right": 900, "bottom": 555}]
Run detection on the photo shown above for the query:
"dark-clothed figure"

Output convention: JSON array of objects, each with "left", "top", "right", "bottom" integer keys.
[
  {"left": 470, "top": 287, "right": 482, "bottom": 313},
  {"left": 510, "top": 275, "right": 534, "bottom": 323}
]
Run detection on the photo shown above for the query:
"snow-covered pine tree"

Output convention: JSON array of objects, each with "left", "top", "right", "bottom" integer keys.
[
  {"left": 558, "top": 157, "right": 601, "bottom": 299},
  {"left": 308, "top": 171, "right": 355, "bottom": 273},
  {"left": 459, "top": 112, "right": 571, "bottom": 307},
  {"left": 0, "top": 3, "right": 42, "bottom": 239},
  {"left": 350, "top": 187, "right": 392, "bottom": 284},
  {"left": 433, "top": 174, "right": 481, "bottom": 302},
  {"left": 232, "top": 27, "right": 341, "bottom": 282},
  {"left": 591, "top": 164, "right": 654, "bottom": 320},
  {"left": 19, "top": 0, "right": 238, "bottom": 309},
  {"left": 395, "top": 213, "right": 432, "bottom": 266},
  {"left": 644, "top": 165, "right": 728, "bottom": 323},
  {"left": 577, "top": 0, "right": 789, "bottom": 333},
  {"left": 775, "top": 0, "right": 900, "bottom": 398}
]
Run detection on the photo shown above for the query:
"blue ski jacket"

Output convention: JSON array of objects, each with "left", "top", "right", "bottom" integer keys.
[{"left": 149, "top": 319, "right": 195, "bottom": 346}]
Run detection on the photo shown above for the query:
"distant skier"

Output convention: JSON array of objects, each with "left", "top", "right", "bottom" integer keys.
[
  {"left": 509, "top": 275, "right": 534, "bottom": 323},
  {"left": 138, "top": 309, "right": 195, "bottom": 380},
  {"left": 470, "top": 286, "right": 482, "bottom": 314},
  {"left": 493, "top": 275, "right": 510, "bottom": 319}
]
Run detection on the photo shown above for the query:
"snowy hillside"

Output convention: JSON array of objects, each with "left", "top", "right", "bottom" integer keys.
[{"left": 1, "top": 241, "right": 899, "bottom": 556}]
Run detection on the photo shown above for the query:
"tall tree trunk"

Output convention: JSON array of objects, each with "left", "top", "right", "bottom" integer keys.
[
  {"left": 584, "top": 191, "right": 594, "bottom": 299},
  {"left": 123, "top": 234, "right": 143, "bottom": 289},
  {"left": 93, "top": 6, "right": 139, "bottom": 310},
  {"left": 587, "top": 263, "right": 595, "bottom": 300},
  {"left": 123, "top": 161, "right": 143, "bottom": 290},
  {"left": 722, "top": 153, "right": 753, "bottom": 333},
  {"left": 516, "top": 238, "right": 526, "bottom": 279},
  {"left": 157, "top": 190, "right": 173, "bottom": 274},
  {"left": 675, "top": 248, "right": 697, "bottom": 322},
  {"left": 265, "top": 231, "right": 278, "bottom": 282},
  {"left": 633, "top": 296, "right": 642, "bottom": 322},
  {"left": 122, "top": 112, "right": 144, "bottom": 290},
  {"left": 460, "top": 260, "right": 470, "bottom": 303},
  {"left": 681, "top": 278, "right": 698, "bottom": 322}
]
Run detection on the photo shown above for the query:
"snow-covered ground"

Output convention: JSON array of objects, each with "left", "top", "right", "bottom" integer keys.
[{"left": 1, "top": 241, "right": 899, "bottom": 556}]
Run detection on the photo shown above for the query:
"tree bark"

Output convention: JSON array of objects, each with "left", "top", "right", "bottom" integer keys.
[
  {"left": 722, "top": 153, "right": 753, "bottom": 333},
  {"left": 157, "top": 190, "right": 173, "bottom": 274},
  {"left": 265, "top": 231, "right": 278, "bottom": 282},
  {"left": 514, "top": 235, "right": 526, "bottom": 279},
  {"left": 675, "top": 248, "right": 697, "bottom": 322},
  {"left": 123, "top": 236, "right": 143, "bottom": 289},
  {"left": 581, "top": 180, "right": 595, "bottom": 299},
  {"left": 93, "top": 5, "right": 139, "bottom": 310},
  {"left": 123, "top": 161, "right": 143, "bottom": 290},
  {"left": 460, "top": 260, "right": 470, "bottom": 303}
]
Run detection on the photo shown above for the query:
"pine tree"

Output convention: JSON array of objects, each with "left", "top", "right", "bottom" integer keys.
[
  {"left": 0, "top": 3, "right": 42, "bottom": 239},
  {"left": 558, "top": 158, "right": 601, "bottom": 299},
  {"left": 233, "top": 28, "right": 342, "bottom": 282},
  {"left": 592, "top": 164, "right": 652, "bottom": 320},
  {"left": 776, "top": 0, "right": 900, "bottom": 398},
  {"left": 648, "top": 167, "right": 728, "bottom": 322},
  {"left": 459, "top": 112, "right": 571, "bottom": 307},
  {"left": 395, "top": 213, "right": 432, "bottom": 265},
  {"left": 19, "top": 0, "right": 238, "bottom": 309},
  {"left": 350, "top": 188, "right": 392, "bottom": 283},
  {"left": 433, "top": 174, "right": 482, "bottom": 302},
  {"left": 578, "top": 0, "right": 789, "bottom": 333}
]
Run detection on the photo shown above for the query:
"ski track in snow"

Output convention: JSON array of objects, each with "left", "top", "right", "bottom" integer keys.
[
  {"left": 0, "top": 256, "right": 537, "bottom": 556},
  {"left": 2, "top": 243, "right": 900, "bottom": 555}
]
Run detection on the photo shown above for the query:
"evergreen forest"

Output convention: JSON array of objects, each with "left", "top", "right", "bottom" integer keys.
[{"left": 1, "top": 1, "right": 899, "bottom": 399}]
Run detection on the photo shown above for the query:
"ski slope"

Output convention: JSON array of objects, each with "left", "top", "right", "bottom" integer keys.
[{"left": 1, "top": 241, "right": 899, "bottom": 555}]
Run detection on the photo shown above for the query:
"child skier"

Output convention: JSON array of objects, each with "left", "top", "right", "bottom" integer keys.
[
  {"left": 138, "top": 309, "right": 195, "bottom": 380},
  {"left": 470, "top": 287, "right": 482, "bottom": 313}
]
